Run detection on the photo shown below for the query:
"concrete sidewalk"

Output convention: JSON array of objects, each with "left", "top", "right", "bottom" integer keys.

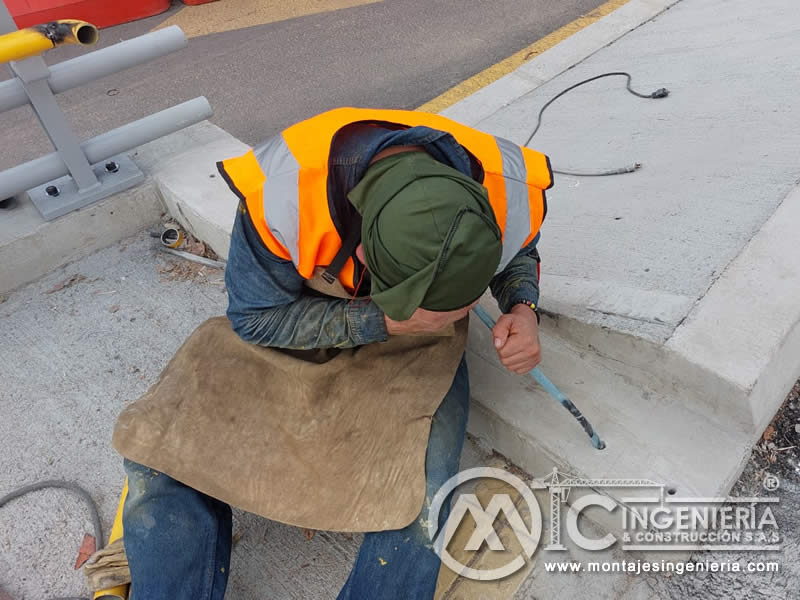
[{"left": 2, "top": 0, "right": 800, "bottom": 598}]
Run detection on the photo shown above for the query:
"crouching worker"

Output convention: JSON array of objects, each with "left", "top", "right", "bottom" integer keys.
[{"left": 112, "top": 107, "right": 552, "bottom": 599}]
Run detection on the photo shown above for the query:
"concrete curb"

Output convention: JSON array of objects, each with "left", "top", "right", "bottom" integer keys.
[
  {"left": 441, "top": 0, "right": 682, "bottom": 126},
  {"left": 0, "top": 183, "right": 162, "bottom": 295},
  {"left": 0, "top": 121, "right": 241, "bottom": 296},
  {"left": 667, "top": 184, "right": 800, "bottom": 435},
  {"left": 152, "top": 131, "right": 248, "bottom": 260}
]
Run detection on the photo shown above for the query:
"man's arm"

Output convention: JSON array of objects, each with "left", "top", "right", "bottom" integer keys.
[
  {"left": 489, "top": 233, "right": 541, "bottom": 314},
  {"left": 225, "top": 207, "right": 388, "bottom": 349},
  {"left": 487, "top": 234, "right": 542, "bottom": 374}
]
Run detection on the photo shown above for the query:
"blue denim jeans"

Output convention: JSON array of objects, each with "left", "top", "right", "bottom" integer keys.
[{"left": 123, "top": 357, "right": 469, "bottom": 600}]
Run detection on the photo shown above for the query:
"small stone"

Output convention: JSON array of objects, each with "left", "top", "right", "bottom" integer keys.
[{"left": 794, "top": 424, "right": 800, "bottom": 434}]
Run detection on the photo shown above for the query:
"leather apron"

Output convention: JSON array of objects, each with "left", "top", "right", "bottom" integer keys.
[{"left": 113, "top": 270, "right": 467, "bottom": 532}]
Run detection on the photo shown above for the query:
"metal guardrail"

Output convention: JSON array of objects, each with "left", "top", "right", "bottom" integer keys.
[{"left": 0, "top": 2, "right": 213, "bottom": 220}]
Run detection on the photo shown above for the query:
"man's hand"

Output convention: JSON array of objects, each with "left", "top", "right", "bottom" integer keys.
[
  {"left": 384, "top": 303, "right": 476, "bottom": 336},
  {"left": 492, "top": 304, "right": 541, "bottom": 374}
]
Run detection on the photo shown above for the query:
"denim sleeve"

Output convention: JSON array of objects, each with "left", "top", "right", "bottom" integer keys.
[
  {"left": 489, "top": 233, "right": 541, "bottom": 314},
  {"left": 225, "top": 207, "right": 388, "bottom": 349}
]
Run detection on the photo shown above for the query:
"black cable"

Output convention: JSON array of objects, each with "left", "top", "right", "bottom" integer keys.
[
  {"left": 1, "top": 481, "right": 103, "bottom": 600},
  {"left": 555, "top": 163, "right": 642, "bottom": 177},
  {"left": 524, "top": 71, "right": 669, "bottom": 177}
]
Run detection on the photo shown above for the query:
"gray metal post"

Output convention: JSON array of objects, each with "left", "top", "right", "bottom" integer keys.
[
  {"left": 0, "top": 0, "right": 14, "bottom": 34},
  {"left": 0, "top": 2, "right": 16, "bottom": 209},
  {"left": 9, "top": 57, "right": 100, "bottom": 191}
]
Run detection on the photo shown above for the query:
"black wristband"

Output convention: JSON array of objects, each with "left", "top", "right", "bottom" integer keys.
[{"left": 515, "top": 300, "right": 541, "bottom": 324}]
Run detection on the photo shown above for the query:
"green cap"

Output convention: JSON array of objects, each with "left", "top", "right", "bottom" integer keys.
[{"left": 348, "top": 152, "right": 502, "bottom": 321}]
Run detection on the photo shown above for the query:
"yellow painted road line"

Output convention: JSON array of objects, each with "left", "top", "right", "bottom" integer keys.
[
  {"left": 417, "top": 0, "right": 632, "bottom": 113},
  {"left": 156, "top": 0, "right": 383, "bottom": 39}
]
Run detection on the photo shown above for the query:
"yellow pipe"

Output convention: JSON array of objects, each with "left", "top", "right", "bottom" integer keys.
[
  {"left": 93, "top": 479, "right": 130, "bottom": 600},
  {"left": 0, "top": 20, "right": 98, "bottom": 64}
]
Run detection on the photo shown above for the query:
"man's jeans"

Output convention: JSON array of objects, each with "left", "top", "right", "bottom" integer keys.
[{"left": 123, "top": 357, "right": 469, "bottom": 600}]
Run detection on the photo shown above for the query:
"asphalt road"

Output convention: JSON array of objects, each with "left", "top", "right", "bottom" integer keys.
[{"left": 0, "top": 0, "right": 606, "bottom": 171}]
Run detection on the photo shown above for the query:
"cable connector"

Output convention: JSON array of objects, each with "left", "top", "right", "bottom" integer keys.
[{"left": 524, "top": 72, "right": 670, "bottom": 177}]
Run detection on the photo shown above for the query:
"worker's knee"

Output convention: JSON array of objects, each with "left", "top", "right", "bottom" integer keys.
[
  {"left": 122, "top": 459, "right": 229, "bottom": 540},
  {"left": 123, "top": 459, "right": 185, "bottom": 515},
  {"left": 121, "top": 460, "right": 232, "bottom": 598}
]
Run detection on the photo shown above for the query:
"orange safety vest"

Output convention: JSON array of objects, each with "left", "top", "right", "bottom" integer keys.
[{"left": 218, "top": 107, "right": 553, "bottom": 291}]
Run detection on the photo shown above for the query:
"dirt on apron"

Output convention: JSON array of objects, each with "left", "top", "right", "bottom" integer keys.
[{"left": 113, "top": 274, "right": 467, "bottom": 532}]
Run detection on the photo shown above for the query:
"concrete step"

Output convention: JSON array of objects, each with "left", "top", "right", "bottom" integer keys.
[{"left": 467, "top": 301, "right": 754, "bottom": 539}]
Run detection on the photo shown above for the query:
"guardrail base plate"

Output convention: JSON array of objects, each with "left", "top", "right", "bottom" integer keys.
[{"left": 27, "top": 154, "right": 144, "bottom": 221}]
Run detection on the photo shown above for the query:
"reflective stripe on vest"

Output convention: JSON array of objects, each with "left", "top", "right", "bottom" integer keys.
[{"left": 218, "top": 108, "right": 553, "bottom": 290}]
